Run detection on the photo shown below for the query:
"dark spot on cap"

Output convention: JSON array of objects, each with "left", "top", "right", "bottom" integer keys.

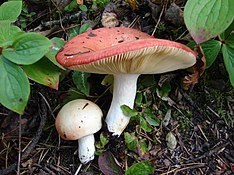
[
  {"left": 79, "top": 126, "right": 81, "bottom": 128},
  {"left": 118, "top": 39, "right": 124, "bottom": 43},
  {"left": 81, "top": 120, "right": 83, "bottom": 123},
  {"left": 135, "top": 37, "right": 139, "bottom": 40},
  {"left": 82, "top": 103, "right": 89, "bottom": 109},
  {"left": 88, "top": 32, "right": 97, "bottom": 37},
  {"left": 86, "top": 37, "right": 90, "bottom": 39}
]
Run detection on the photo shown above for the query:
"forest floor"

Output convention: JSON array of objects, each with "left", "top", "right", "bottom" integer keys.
[{"left": 0, "top": 0, "right": 234, "bottom": 175}]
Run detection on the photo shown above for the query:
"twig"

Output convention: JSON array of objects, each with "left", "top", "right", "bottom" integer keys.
[
  {"left": 151, "top": 4, "right": 165, "bottom": 36},
  {"left": 17, "top": 115, "right": 22, "bottom": 175},
  {"left": 33, "top": 12, "right": 82, "bottom": 32},
  {"left": 185, "top": 142, "right": 229, "bottom": 163},
  {"left": 197, "top": 124, "right": 209, "bottom": 142},
  {"left": 74, "top": 164, "right": 82, "bottom": 175},
  {"left": 159, "top": 163, "right": 206, "bottom": 175}
]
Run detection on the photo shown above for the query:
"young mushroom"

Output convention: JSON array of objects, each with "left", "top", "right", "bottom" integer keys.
[
  {"left": 56, "top": 27, "right": 196, "bottom": 136},
  {"left": 55, "top": 99, "right": 103, "bottom": 164}
]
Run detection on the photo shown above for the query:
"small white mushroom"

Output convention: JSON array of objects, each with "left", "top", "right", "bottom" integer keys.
[{"left": 55, "top": 99, "right": 103, "bottom": 164}]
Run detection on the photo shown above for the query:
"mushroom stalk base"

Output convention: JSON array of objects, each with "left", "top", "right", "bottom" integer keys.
[
  {"left": 105, "top": 74, "right": 140, "bottom": 136},
  {"left": 78, "top": 134, "right": 95, "bottom": 164}
]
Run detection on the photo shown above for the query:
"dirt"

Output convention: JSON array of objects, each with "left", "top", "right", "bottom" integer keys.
[{"left": 0, "top": 0, "right": 234, "bottom": 175}]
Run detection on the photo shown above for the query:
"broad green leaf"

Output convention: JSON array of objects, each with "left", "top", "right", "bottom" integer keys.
[
  {"left": 124, "top": 132, "right": 138, "bottom": 151},
  {"left": 0, "top": 21, "right": 22, "bottom": 47},
  {"left": 72, "top": 71, "right": 90, "bottom": 96},
  {"left": 45, "top": 37, "right": 65, "bottom": 69},
  {"left": 184, "top": 0, "right": 234, "bottom": 44},
  {"left": 222, "top": 33, "right": 234, "bottom": 87},
  {"left": 188, "top": 40, "right": 222, "bottom": 68},
  {"left": 2, "top": 32, "right": 52, "bottom": 65},
  {"left": 0, "top": 57, "right": 30, "bottom": 114},
  {"left": 121, "top": 105, "right": 138, "bottom": 117},
  {"left": 125, "top": 161, "right": 154, "bottom": 175},
  {"left": 22, "top": 58, "right": 60, "bottom": 90},
  {"left": 0, "top": 1, "right": 22, "bottom": 22}
]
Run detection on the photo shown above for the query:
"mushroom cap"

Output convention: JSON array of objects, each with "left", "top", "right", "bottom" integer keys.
[
  {"left": 55, "top": 99, "right": 103, "bottom": 140},
  {"left": 56, "top": 27, "right": 196, "bottom": 74}
]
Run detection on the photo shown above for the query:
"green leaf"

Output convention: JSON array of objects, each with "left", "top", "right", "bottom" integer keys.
[
  {"left": 222, "top": 33, "right": 234, "bottom": 87},
  {"left": 135, "top": 92, "right": 143, "bottom": 107},
  {"left": 45, "top": 37, "right": 65, "bottom": 69},
  {"left": 64, "top": 0, "right": 78, "bottom": 12},
  {"left": 62, "top": 88, "right": 86, "bottom": 104},
  {"left": 2, "top": 32, "right": 52, "bottom": 65},
  {"left": 22, "top": 57, "right": 60, "bottom": 90},
  {"left": 138, "top": 141, "right": 149, "bottom": 156},
  {"left": 0, "top": 1, "right": 22, "bottom": 22},
  {"left": 96, "top": 133, "right": 109, "bottom": 149},
  {"left": 72, "top": 71, "right": 91, "bottom": 96},
  {"left": 125, "top": 161, "right": 154, "bottom": 175},
  {"left": 139, "top": 117, "right": 152, "bottom": 132},
  {"left": 0, "top": 21, "right": 22, "bottom": 47},
  {"left": 79, "top": 4, "right": 88, "bottom": 12},
  {"left": 101, "top": 74, "right": 114, "bottom": 87},
  {"left": 79, "top": 23, "right": 90, "bottom": 34},
  {"left": 0, "top": 57, "right": 30, "bottom": 114},
  {"left": 124, "top": 132, "right": 138, "bottom": 151},
  {"left": 220, "top": 20, "right": 234, "bottom": 40},
  {"left": 121, "top": 105, "right": 138, "bottom": 117},
  {"left": 143, "top": 108, "right": 160, "bottom": 127},
  {"left": 157, "top": 81, "right": 171, "bottom": 97},
  {"left": 188, "top": 40, "right": 222, "bottom": 68},
  {"left": 184, "top": 0, "right": 234, "bottom": 44}
]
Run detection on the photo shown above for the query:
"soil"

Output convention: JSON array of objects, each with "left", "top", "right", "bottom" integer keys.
[{"left": 0, "top": 0, "right": 234, "bottom": 175}]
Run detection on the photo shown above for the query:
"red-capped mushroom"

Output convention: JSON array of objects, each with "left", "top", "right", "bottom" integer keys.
[{"left": 56, "top": 27, "right": 196, "bottom": 136}]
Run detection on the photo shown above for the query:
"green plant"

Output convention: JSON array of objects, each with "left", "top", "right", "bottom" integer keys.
[
  {"left": 184, "top": 0, "right": 234, "bottom": 87},
  {"left": 0, "top": 0, "right": 62, "bottom": 114},
  {"left": 19, "top": 2, "right": 36, "bottom": 29}
]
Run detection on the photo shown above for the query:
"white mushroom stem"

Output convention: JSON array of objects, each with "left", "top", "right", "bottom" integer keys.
[
  {"left": 78, "top": 134, "right": 95, "bottom": 164},
  {"left": 105, "top": 74, "right": 140, "bottom": 136}
]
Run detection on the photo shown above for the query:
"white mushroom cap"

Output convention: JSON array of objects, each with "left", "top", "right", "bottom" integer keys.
[{"left": 55, "top": 99, "right": 103, "bottom": 164}]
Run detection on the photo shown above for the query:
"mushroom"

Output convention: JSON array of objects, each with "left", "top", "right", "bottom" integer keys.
[
  {"left": 56, "top": 27, "right": 196, "bottom": 136},
  {"left": 55, "top": 99, "right": 103, "bottom": 164}
]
